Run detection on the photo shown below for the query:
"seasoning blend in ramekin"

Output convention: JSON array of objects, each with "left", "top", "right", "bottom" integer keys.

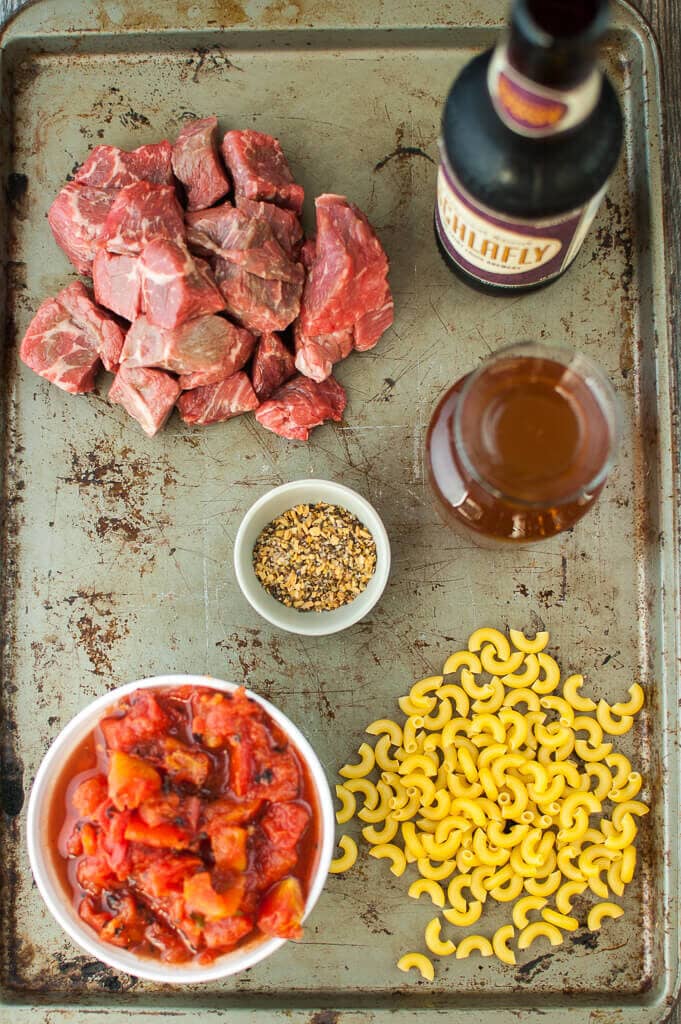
[{"left": 234, "top": 480, "right": 391, "bottom": 636}]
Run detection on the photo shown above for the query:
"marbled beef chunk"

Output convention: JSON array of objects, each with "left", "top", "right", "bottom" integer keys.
[
  {"left": 177, "top": 372, "right": 259, "bottom": 426},
  {"left": 74, "top": 141, "right": 174, "bottom": 188},
  {"left": 221, "top": 130, "right": 304, "bottom": 214},
  {"left": 255, "top": 374, "right": 346, "bottom": 441},
  {"left": 109, "top": 364, "right": 181, "bottom": 436},
  {"left": 20, "top": 297, "right": 101, "bottom": 394},
  {"left": 172, "top": 117, "right": 231, "bottom": 211},
  {"left": 48, "top": 182, "right": 117, "bottom": 276}
]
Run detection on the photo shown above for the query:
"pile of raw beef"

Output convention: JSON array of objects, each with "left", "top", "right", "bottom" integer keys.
[{"left": 20, "top": 119, "right": 394, "bottom": 439}]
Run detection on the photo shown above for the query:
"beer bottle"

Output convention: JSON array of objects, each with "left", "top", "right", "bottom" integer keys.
[{"left": 435, "top": 0, "right": 623, "bottom": 294}]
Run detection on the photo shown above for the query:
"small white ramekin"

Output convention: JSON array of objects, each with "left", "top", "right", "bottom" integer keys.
[
  {"left": 26, "top": 675, "right": 335, "bottom": 984},
  {"left": 233, "top": 479, "right": 391, "bottom": 636}
]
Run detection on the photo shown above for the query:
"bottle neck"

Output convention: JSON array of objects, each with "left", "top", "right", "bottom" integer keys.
[{"left": 487, "top": 40, "right": 602, "bottom": 138}]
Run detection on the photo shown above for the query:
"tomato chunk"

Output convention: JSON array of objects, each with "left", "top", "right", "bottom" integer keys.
[
  {"left": 161, "top": 739, "right": 211, "bottom": 787},
  {"left": 207, "top": 822, "right": 248, "bottom": 871},
  {"left": 101, "top": 692, "right": 170, "bottom": 752},
  {"left": 138, "top": 793, "right": 200, "bottom": 832},
  {"left": 202, "top": 796, "right": 262, "bottom": 826},
  {"left": 257, "top": 877, "right": 304, "bottom": 940},
  {"left": 138, "top": 855, "right": 203, "bottom": 900},
  {"left": 260, "top": 802, "right": 310, "bottom": 848},
  {"left": 99, "top": 894, "right": 149, "bottom": 948},
  {"left": 124, "top": 815, "right": 193, "bottom": 850},
  {"left": 72, "top": 774, "right": 108, "bottom": 818},
  {"left": 254, "top": 840, "right": 298, "bottom": 891},
  {"left": 79, "top": 895, "right": 111, "bottom": 933},
  {"left": 202, "top": 913, "right": 254, "bottom": 951},
  {"left": 108, "top": 752, "right": 161, "bottom": 811},
  {"left": 183, "top": 872, "right": 246, "bottom": 921}
]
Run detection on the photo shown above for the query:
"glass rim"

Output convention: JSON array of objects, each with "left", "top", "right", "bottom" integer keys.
[{"left": 453, "top": 340, "right": 622, "bottom": 509}]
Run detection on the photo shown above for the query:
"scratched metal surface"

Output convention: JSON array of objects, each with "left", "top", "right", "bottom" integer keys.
[{"left": 0, "top": 1, "right": 678, "bottom": 1022}]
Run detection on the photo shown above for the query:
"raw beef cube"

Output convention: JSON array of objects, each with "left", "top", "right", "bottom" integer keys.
[
  {"left": 299, "top": 194, "right": 393, "bottom": 345},
  {"left": 255, "top": 374, "right": 346, "bottom": 441},
  {"left": 214, "top": 259, "right": 302, "bottom": 333},
  {"left": 93, "top": 249, "right": 143, "bottom": 323},
  {"left": 20, "top": 298, "right": 100, "bottom": 394},
  {"left": 293, "top": 321, "right": 354, "bottom": 383},
  {"left": 74, "top": 142, "right": 173, "bottom": 188},
  {"left": 221, "top": 130, "right": 304, "bottom": 214},
  {"left": 47, "top": 182, "right": 117, "bottom": 276},
  {"left": 236, "top": 197, "right": 303, "bottom": 257},
  {"left": 172, "top": 117, "right": 231, "bottom": 211},
  {"left": 121, "top": 314, "right": 254, "bottom": 385},
  {"left": 186, "top": 206, "right": 302, "bottom": 284},
  {"left": 109, "top": 364, "right": 180, "bottom": 436},
  {"left": 103, "top": 182, "right": 185, "bottom": 255},
  {"left": 177, "top": 372, "right": 258, "bottom": 425},
  {"left": 56, "top": 280, "right": 126, "bottom": 371},
  {"left": 139, "top": 239, "right": 225, "bottom": 329},
  {"left": 251, "top": 332, "right": 296, "bottom": 401},
  {"left": 178, "top": 320, "right": 254, "bottom": 389}
]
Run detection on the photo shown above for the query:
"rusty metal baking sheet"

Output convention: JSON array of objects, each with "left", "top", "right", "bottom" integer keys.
[{"left": 0, "top": 1, "right": 678, "bottom": 1021}]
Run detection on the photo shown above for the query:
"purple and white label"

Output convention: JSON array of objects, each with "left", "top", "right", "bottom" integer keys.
[
  {"left": 436, "top": 156, "right": 606, "bottom": 289},
  {"left": 488, "top": 44, "right": 601, "bottom": 138}
]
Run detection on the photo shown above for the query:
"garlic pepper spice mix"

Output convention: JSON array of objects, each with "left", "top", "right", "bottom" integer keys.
[{"left": 253, "top": 503, "right": 377, "bottom": 611}]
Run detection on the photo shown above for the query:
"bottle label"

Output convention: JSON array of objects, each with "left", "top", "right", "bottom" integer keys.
[
  {"left": 435, "top": 156, "right": 606, "bottom": 289},
  {"left": 488, "top": 44, "right": 601, "bottom": 138}
]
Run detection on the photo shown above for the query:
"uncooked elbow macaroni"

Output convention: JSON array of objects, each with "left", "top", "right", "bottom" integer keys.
[{"left": 330, "top": 627, "right": 649, "bottom": 977}]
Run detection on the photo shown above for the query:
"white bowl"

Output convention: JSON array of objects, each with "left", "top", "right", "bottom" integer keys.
[
  {"left": 26, "top": 675, "right": 335, "bottom": 984},
  {"left": 233, "top": 479, "right": 391, "bottom": 636}
]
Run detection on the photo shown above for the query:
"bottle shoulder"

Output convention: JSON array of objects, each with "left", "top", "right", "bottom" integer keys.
[{"left": 441, "top": 50, "right": 624, "bottom": 219}]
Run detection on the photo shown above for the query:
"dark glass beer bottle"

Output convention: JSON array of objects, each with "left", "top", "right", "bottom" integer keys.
[{"left": 435, "top": 0, "right": 623, "bottom": 294}]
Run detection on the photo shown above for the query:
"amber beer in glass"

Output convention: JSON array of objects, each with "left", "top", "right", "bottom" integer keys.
[{"left": 426, "top": 343, "right": 619, "bottom": 542}]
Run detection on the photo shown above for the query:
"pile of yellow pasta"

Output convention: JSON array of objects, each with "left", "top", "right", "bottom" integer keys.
[{"left": 330, "top": 627, "right": 648, "bottom": 978}]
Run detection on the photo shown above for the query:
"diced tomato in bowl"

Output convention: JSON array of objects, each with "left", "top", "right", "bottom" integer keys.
[{"left": 27, "top": 675, "right": 334, "bottom": 984}]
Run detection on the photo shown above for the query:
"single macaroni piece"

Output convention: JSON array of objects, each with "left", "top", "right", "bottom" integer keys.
[
  {"left": 555, "top": 879, "right": 587, "bottom": 914},
  {"left": 582, "top": 762, "right": 613, "bottom": 801},
  {"left": 408, "top": 878, "right": 446, "bottom": 908},
  {"left": 510, "top": 629, "right": 549, "bottom": 655},
  {"left": 619, "top": 845, "right": 637, "bottom": 884},
  {"left": 411, "top": 675, "right": 444, "bottom": 702},
  {"left": 437, "top": 682, "right": 471, "bottom": 717},
  {"left": 502, "top": 686, "right": 541, "bottom": 712},
  {"left": 330, "top": 835, "right": 358, "bottom": 873},
  {"left": 447, "top": 874, "right": 475, "bottom": 912},
  {"left": 468, "top": 627, "right": 510, "bottom": 659},
  {"left": 611, "top": 682, "right": 644, "bottom": 717},
  {"left": 374, "top": 734, "right": 400, "bottom": 772},
  {"left": 342, "top": 777, "right": 379, "bottom": 809},
  {"left": 502, "top": 654, "right": 540, "bottom": 688},
  {"left": 542, "top": 907, "right": 578, "bottom": 932},
  {"left": 562, "top": 673, "right": 597, "bottom": 712},
  {"left": 587, "top": 901, "right": 624, "bottom": 930},
  {"left": 596, "top": 699, "right": 634, "bottom": 736},
  {"left": 397, "top": 952, "right": 435, "bottom": 980},
  {"left": 512, "top": 894, "right": 547, "bottom": 929},
  {"left": 480, "top": 644, "right": 525, "bottom": 677},
  {"left": 524, "top": 870, "right": 562, "bottom": 897},
  {"left": 489, "top": 873, "right": 524, "bottom": 903},
  {"left": 339, "top": 742, "right": 376, "bottom": 779},
  {"left": 540, "top": 694, "right": 575, "bottom": 727},
  {"left": 335, "top": 784, "right": 357, "bottom": 824},
  {"left": 442, "top": 650, "right": 483, "bottom": 676},
  {"left": 609, "top": 773, "right": 643, "bottom": 802},
  {"left": 417, "top": 856, "right": 457, "bottom": 881},
  {"left": 492, "top": 923, "right": 516, "bottom": 965},
  {"left": 366, "top": 718, "right": 403, "bottom": 745},
  {"left": 363, "top": 817, "right": 399, "bottom": 845},
  {"left": 369, "top": 842, "right": 407, "bottom": 877},
  {"left": 517, "top": 920, "right": 564, "bottom": 950},
  {"left": 472, "top": 678, "right": 505, "bottom": 714},
  {"left": 425, "top": 917, "right": 456, "bottom": 956},
  {"left": 532, "top": 653, "right": 560, "bottom": 694},
  {"left": 443, "top": 900, "right": 483, "bottom": 927},
  {"left": 460, "top": 669, "right": 495, "bottom": 702},
  {"left": 398, "top": 694, "right": 436, "bottom": 718},
  {"left": 455, "top": 934, "right": 494, "bottom": 959},
  {"left": 423, "top": 697, "right": 454, "bottom": 731}
]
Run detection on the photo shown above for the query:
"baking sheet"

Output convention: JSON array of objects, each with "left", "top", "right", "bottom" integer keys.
[{"left": 0, "top": 1, "right": 678, "bottom": 1021}]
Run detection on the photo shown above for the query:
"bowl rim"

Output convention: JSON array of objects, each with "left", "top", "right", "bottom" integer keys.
[
  {"left": 26, "top": 674, "right": 336, "bottom": 984},
  {"left": 233, "top": 478, "right": 391, "bottom": 636}
]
